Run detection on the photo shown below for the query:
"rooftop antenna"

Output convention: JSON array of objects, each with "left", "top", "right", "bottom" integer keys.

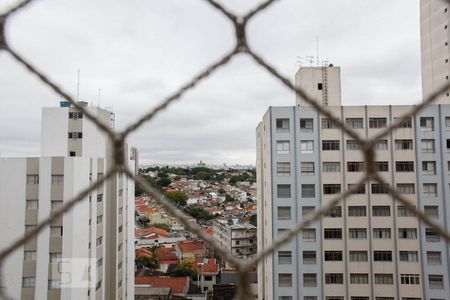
[
  {"left": 316, "top": 36, "right": 320, "bottom": 67},
  {"left": 76, "top": 69, "right": 80, "bottom": 101},
  {"left": 305, "top": 56, "right": 314, "bottom": 66},
  {"left": 97, "top": 88, "right": 102, "bottom": 107}
]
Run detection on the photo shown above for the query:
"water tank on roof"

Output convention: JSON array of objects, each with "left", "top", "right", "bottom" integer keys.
[{"left": 60, "top": 101, "right": 71, "bottom": 107}]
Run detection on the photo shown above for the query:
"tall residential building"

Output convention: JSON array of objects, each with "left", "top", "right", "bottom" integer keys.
[
  {"left": 420, "top": 0, "right": 450, "bottom": 103},
  {"left": 0, "top": 101, "right": 136, "bottom": 300},
  {"left": 213, "top": 219, "right": 257, "bottom": 268},
  {"left": 257, "top": 66, "right": 450, "bottom": 300}
]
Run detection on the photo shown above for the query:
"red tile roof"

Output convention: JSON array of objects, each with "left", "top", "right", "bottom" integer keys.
[
  {"left": 193, "top": 258, "right": 219, "bottom": 274},
  {"left": 135, "top": 276, "right": 189, "bottom": 294},
  {"left": 157, "top": 247, "right": 178, "bottom": 261},
  {"left": 177, "top": 241, "right": 204, "bottom": 253},
  {"left": 136, "top": 248, "right": 152, "bottom": 258}
]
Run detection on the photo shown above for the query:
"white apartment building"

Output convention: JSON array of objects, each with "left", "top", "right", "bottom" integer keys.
[
  {"left": 0, "top": 101, "right": 136, "bottom": 300},
  {"left": 257, "top": 66, "right": 450, "bottom": 300},
  {"left": 213, "top": 219, "right": 257, "bottom": 268},
  {"left": 421, "top": 0, "right": 450, "bottom": 103}
]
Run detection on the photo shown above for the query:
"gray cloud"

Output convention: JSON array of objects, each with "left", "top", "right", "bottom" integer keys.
[{"left": 0, "top": 0, "right": 421, "bottom": 165}]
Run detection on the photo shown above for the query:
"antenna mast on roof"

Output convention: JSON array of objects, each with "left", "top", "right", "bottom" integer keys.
[
  {"left": 76, "top": 69, "right": 80, "bottom": 101},
  {"left": 316, "top": 36, "right": 320, "bottom": 67}
]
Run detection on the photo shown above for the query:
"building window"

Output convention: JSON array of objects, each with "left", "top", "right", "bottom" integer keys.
[
  {"left": 323, "top": 162, "right": 340, "bottom": 172},
  {"left": 50, "top": 226, "right": 63, "bottom": 237},
  {"left": 300, "top": 119, "right": 314, "bottom": 132},
  {"left": 97, "top": 194, "right": 103, "bottom": 203},
  {"left": 376, "top": 161, "right": 389, "bottom": 172},
  {"left": 398, "top": 206, "right": 416, "bottom": 217},
  {"left": 301, "top": 162, "right": 314, "bottom": 176},
  {"left": 446, "top": 116, "right": 450, "bottom": 127},
  {"left": 277, "top": 184, "right": 291, "bottom": 198},
  {"left": 395, "top": 139, "right": 413, "bottom": 150},
  {"left": 24, "top": 251, "right": 36, "bottom": 261},
  {"left": 396, "top": 161, "right": 414, "bottom": 172},
  {"left": 318, "top": 83, "right": 323, "bottom": 90},
  {"left": 375, "top": 140, "right": 388, "bottom": 150},
  {"left": 277, "top": 162, "right": 291, "bottom": 176},
  {"left": 346, "top": 140, "right": 362, "bottom": 150},
  {"left": 50, "top": 252, "right": 62, "bottom": 263},
  {"left": 304, "top": 297, "right": 317, "bottom": 300},
  {"left": 422, "top": 161, "right": 436, "bottom": 175},
  {"left": 322, "top": 118, "right": 338, "bottom": 129},
  {"left": 302, "top": 229, "right": 316, "bottom": 242},
  {"left": 301, "top": 184, "right": 315, "bottom": 198},
  {"left": 69, "top": 151, "right": 76, "bottom": 156},
  {"left": 324, "top": 228, "right": 342, "bottom": 239},
  {"left": 22, "top": 277, "right": 36, "bottom": 288},
  {"left": 349, "top": 228, "right": 367, "bottom": 239},
  {"left": 278, "top": 273, "right": 292, "bottom": 287},
  {"left": 424, "top": 205, "right": 439, "bottom": 218},
  {"left": 394, "top": 117, "right": 412, "bottom": 128},
  {"left": 26, "top": 200, "right": 38, "bottom": 210},
  {"left": 276, "top": 141, "right": 290, "bottom": 154},
  {"left": 346, "top": 118, "right": 364, "bottom": 129},
  {"left": 420, "top": 117, "right": 434, "bottom": 131},
  {"left": 26, "top": 174, "right": 39, "bottom": 184},
  {"left": 300, "top": 140, "right": 314, "bottom": 154},
  {"left": 277, "top": 207, "right": 291, "bottom": 220},
  {"left": 427, "top": 251, "right": 442, "bottom": 265},
  {"left": 324, "top": 206, "right": 342, "bottom": 218},
  {"left": 397, "top": 183, "right": 415, "bottom": 194},
  {"left": 276, "top": 119, "right": 290, "bottom": 132},
  {"left": 323, "top": 184, "right": 341, "bottom": 195},
  {"left": 425, "top": 228, "right": 440, "bottom": 242},
  {"left": 350, "top": 273, "right": 369, "bottom": 284},
  {"left": 303, "top": 273, "right": 317, "bottom": 287},
  {"left": 68, "top": 132, "right": 83, "bottom": 139},
  {"left": 51, "top": 200, "right": 63, "bottom": 211},
  {"left": 302, "top": 206, "right": 314, "bottom": 217},
  {"left": 369, "top": 118, "right": 387, "bottom": 128},
  {"left": 96, "top": 236, "right": 103, "bottom": 247},
  {"left": 118, "top": 207, "right": 123, "bottom": 215},
  {"left": 96, "top": 280, "right": 102, "bottom": 291},
  {"left": 398, "top": 228, "right": 417, "bottom": 239},
  {"left": 400, "top": 274, "right": 420, "bottom": 285},
  {"left": 96, "top": 258, "right": 103, "bottom": 268},
  {"left": 325, "top": 273, "right": 344, "bottom": 284},
  {"left": 96, "top": 215, "right": 103, "bottom": 224},
  {"left": 423, "top": 183, "right": 438, "bottom": 197},
  {"left": 349, "top": 251, "right": 368, "bottom": 262},
  {"left": 302, "top": 251, "right": 316, "bottom": 264},
  {"left": 399, "top": 251, "right": 418, "bottom": 262},
  {"left": 324, "top": 251, "right": 343, "bottom": 261},
  {"left": 51, "top": 175, "right": 64, "bottom": 184},
  {"left": 372, "top": 206, "right": 390, "bottom": 216},
  {"left": 428, "top": 275, "right": 444, "bottom": 289},
  {"left": 68, "top": 112, "right": 83, "bottom": 119},
  {"left": 371, "top": 184, "right": 389, "bottom": 194},
  {"left": 348, "top": 184, "right": 365, "bottom": 195},
  {"left": 421, "top": 139, "right": 435, "bottom": 153},
  {"left": 322, "top": 140, "right": 340, "bottom": 151},
  {"left": 374, "top": 274, "right": 394, "bottom": 285},
  {"left": 347, "top": 162, "right": 365, "bottom": 172},
  {"left": 118, "top": 225, "right": 123, "bottom": 233},
  {"left": 279, "top": 297, "right": 293, "bottom": 300},
  {"left": 348, "top": 206, "right": 366, "bottom": 217},
  {"left": 374, "top": 251, "right": 392, "bottom": 261},
  {"left": 373, "top": 228, "right": 391, "bottom": 239}
]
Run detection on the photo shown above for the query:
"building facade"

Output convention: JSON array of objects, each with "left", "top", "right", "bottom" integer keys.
[
  {"left": 0, "top": 101, "right": 135, "bottom": 300},
  {"left": 257, "top": 67, "right": 450, "bottom": 299},
  {"left": 420, "top": 0, "right": 450, "bottom": 104},
  {"left": 213, "top": 219, "right": 257, "bottom": 268}
]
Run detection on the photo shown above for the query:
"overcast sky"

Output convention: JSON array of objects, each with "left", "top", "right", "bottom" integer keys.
[{"left": 0, "top": 0, "right": 421, "bottom": 165}]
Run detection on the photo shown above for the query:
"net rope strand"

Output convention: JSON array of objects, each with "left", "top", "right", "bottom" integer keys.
[{"left": 1, "top": 0, "right": 450, "bottom": 299}]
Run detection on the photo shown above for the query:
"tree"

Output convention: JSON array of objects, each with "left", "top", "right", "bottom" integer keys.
[
  {"left": 170, "top": 259, "right": 196, "bottom": 277},
  {"left": 157, "top": 177, "right": 171, "bottom": 187},
  {"left": 250, "top": 214, "right": 257, "bottom": 227},
  {"left": 165, "top": 191, "right": 188, "bottom": 206},
  {"left": 135, "top": 174, "right": 162, "bottom": 196},
  {"left": 218, "top": 188, "right": 226, "bottom": 195},
  {"left": 135, "top": 255, "right": 152, "bottom": 269},
  {"left": 186, "top": 207, "right": 212, "bottom": 221},
  {"left": 225, "top": 194, "right": 235, "bottom": 202}
]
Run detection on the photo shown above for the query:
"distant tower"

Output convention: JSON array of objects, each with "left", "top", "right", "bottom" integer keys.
[
  {"left": 295, "top": 64, "right": 342, "bottom": 107},
  {"left": 420, "top": 0, "right": 450, "bottom": 103}
]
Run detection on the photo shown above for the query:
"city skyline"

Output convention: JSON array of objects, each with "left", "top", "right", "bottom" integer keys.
[{"left": 0, "top": 0, "right": 422, "bottom": 165}]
